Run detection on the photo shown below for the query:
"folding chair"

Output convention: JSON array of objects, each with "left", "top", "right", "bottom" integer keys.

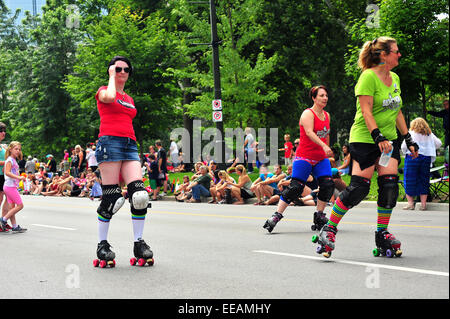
[{"left": 429, "top": 164, "right": 449, "bottom": 201}]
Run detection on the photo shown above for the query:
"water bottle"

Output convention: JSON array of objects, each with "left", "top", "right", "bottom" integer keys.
[{"left": 378, "top": 141, "right": 393, "bottom": 167}]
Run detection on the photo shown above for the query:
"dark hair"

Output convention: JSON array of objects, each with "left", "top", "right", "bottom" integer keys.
[
  {"left": 149, "top": 154, "right": 156, "bottom": 160},
  {"left": 309, "top": 85, "right": 328, "bottom": 100},
  {"left": 107, "top": 56, "right": 133, "bottom": 76}
]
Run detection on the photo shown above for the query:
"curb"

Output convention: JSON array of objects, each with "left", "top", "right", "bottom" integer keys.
[{"left": 154, "top": 196, "right": 449, "bottom": 212}]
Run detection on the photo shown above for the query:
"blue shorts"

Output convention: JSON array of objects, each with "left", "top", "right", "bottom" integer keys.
[
  {"left": 292, "top": 157, "right": 332, "bottom": 182},
  {"left": 95, "top": 135, "right": 140, "bottom": 164}
]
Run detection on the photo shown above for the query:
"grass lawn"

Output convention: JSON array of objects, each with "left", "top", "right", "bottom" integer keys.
[{"left": 150, "top": 156, "right": 448, "bottom": 203}]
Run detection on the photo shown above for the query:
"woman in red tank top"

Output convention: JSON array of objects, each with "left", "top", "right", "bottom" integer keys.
[{"left": 263, "top": 85, "right": 335, "bottom": 233}]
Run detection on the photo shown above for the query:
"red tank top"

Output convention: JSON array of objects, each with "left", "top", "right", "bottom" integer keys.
[
  {"left": 96, "top": 86, "right": 137, "bottom": 140},
  {"left": 296, "top": 108, "right": 330, "bottom": 161}
]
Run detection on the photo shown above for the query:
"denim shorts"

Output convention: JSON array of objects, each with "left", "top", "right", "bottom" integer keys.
[{"left": 95, "top": 135, "right": 140, "bottom": 164}]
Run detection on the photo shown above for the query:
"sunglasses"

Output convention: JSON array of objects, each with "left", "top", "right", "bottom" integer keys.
[
  {"left": 0, "top": 128, "right": 6, "bottom": 133},
  {"left": 115, "top": 67, "right": 131, "bottom": 73}
]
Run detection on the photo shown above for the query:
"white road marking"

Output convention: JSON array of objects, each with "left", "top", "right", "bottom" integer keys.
[
  {"left": 32, "top": 224, "right": 76, "bottom": 231},
  {"left": 253, "top": 250, "right": 449, "bottom": 277}
]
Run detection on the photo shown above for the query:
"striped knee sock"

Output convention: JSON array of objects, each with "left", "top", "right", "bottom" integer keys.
[
  {"left": 377, "top": 206, "right": 392, "bottom": 231},
  {"left": 327, "top": 197, "right": 349, "bottom": 228}
]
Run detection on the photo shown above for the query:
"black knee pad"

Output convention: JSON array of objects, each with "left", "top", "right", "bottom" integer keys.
[
  {"left": 97, "top": 184, "right": 125, "bottom": 220},
  {"left": 339, "top": 175, "right": 371, "bottom": 209},
  {"left": 280, "top": 178, "right": 305, "bottom": 203},
  {"left": 377, "top": 174, "right": 399, "bottom": 209},
  {"left": 317, "top": 176, "right": 335, "bottom": 202},
  {"left": 128, "top": 180, "right": 149, "bottom": 216}
]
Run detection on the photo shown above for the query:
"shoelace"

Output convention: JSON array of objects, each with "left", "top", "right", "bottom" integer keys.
[{"left": 326, "top": 231, "right": 336, "bottom": 242}]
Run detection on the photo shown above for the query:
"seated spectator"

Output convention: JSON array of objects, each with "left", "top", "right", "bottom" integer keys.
[
  {"left": 338, "top": 144, "right": 351, "bottom": 175},
  {"left": 263, "top": 164, "right": 293, "bottom": 205},
  {"left": 214, "top": 170, "right": 236, "bottom": 204},
  {"left": 185, "top": 165, "right": 211, "bottom": 203},
  {"left": 174, "top": 151, "right": 185, "bottom": 172},
  {"left": 208, "top": 161, "right": 221, "bottom": 203},
  {"left": 175, "top": 175, "right": 191, "bottom": 202},
  {"left": 41, "top": 174, "right": 63, "bottom": 196},
  {"left": 89, "top": 170, "right": 102, "bottom": 200},
  {"left": 228, "top": 164, "right": 255, "bottom": 204},
  {"left": 252, "top": 164, "right": 285, "bottom": 205}
]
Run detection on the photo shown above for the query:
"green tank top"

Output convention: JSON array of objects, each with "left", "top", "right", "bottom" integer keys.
[{"left": 349, "top": 69, "right": 402, "bottom": 144}]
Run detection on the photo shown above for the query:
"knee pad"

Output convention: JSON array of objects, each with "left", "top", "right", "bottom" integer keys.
[
  {"left": 317, "top": 176, "right": 335, "bottom": 202},
  {"left": 377, "top": 175, "right": 399, "bottom": 209},
  {"left": 339, "top": 175, "right": 371, "bottom": 209},
  {"left": 280, "top": 178, "right": 305, "bottom": 203},
  {"left": 128, "top": 180, "right": 149, "bottom": 216},
  {"left": 97, "top": 184, "right": 125, "bottom": 220}
]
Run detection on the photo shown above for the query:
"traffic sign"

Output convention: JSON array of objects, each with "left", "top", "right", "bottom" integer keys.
[
  {"left": 212, "top": 111, "right": 223, "bottom": 122},
  {"left": 212, "top": 99, "right": 222, "bottom": 110}
]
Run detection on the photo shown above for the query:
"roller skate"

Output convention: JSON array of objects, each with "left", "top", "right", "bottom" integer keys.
[
  {"left": 372, "top": 230, "right": 402, "bottom": 258},
  {"left": 263, "top": 212, "right": 283, "bottom": 233},
  {"left": 311, "top": 211, "right": 328, "bottom": 231},
  {"left": 130, "top": 238, "right": 154, "bottom": 267},
  {"left": 311, "top": 224, "right": 337, "bottom": 258},
  {"left": 93, "top": 240, "right": 116, "bottom": 268}
]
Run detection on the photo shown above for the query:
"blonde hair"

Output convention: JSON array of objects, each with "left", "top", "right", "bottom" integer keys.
[
  {"left": 5, "top": 141, "right": 23, "bottom": 161},
  {"left": 218, "top": 170, "right": 233, "bottom": 182},
  {"left": 235, "top": 164, "right": 247, "bottom": 175},
  {"left": 358, "top": 36, "right": 397, "bottom": 70},
  {"left": 410, "top": 117, "right": 431, "bottom": 136}
]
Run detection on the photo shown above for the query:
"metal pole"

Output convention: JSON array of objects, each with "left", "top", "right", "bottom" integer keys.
[{"left": 209, "top": 0, "right": 225, "bottom": 166}]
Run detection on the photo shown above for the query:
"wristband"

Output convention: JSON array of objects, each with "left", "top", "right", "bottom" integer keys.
[
  {"left": 403, "top": 132, "right": 419, "bottom": 152},
  {"left": 370, "top": 128, "right": 388, "bottom": 145}
]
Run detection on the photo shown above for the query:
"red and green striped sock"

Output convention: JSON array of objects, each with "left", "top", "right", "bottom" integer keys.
[
  {"left": 377, "top": 206, "right": 392, "bottom": 231},
  {"left": 327, "top": 197, "right": 349, "bottom": 228}
]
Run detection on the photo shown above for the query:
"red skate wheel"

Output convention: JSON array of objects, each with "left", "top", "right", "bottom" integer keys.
[
  {"left": 108, "top": 260, "right": 116, "bottom": 268},
  {"left": 93, "top": 259, "right": 100, "bottom": 267},
  {"left": 130, "top": 257, "right": 137, "bottom": 266},
  {"left": 99, "top": 260, "right": 107, "bottom": 268},
  {"left": 147, "top": 258, "right": 154, "bottom": 266},
  {"left": 138, "top": 258, "right": 146, "bottom": 267}
]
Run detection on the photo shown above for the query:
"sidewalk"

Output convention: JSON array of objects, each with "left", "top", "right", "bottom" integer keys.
[{"left": 156, "top": 195, "right": 449, "bottom": 212}]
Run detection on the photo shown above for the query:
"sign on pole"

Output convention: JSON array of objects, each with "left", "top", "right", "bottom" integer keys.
[
  {"left": 212, "top": 111, "right": 223, "bottom": 122},
  {"left": 212, "top": 99, "right": 222, "bottom": 111}
]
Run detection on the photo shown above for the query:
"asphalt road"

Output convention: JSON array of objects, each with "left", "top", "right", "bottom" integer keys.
[{"left": 0, "top": 195, "right": 448, "bottom": 299}]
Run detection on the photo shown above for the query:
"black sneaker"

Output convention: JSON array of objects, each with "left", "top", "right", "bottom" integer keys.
[{"left": 11, "top": 225, "right": 27, "bottom": 233}]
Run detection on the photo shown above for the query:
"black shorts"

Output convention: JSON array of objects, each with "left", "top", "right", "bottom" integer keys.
[
  {"left": 349, "top": 139, "right": 401, "bottom": 171},
  {"left": 0, "top": 174, "right": 4, "bottom": 192},
  {"left": 240, "top": 188, "right": 254, "bottom": 199}
]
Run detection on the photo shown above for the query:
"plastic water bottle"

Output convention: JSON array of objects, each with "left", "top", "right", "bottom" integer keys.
[{"left": 378, "top": 141, "right": 393, "bottom": 167}]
